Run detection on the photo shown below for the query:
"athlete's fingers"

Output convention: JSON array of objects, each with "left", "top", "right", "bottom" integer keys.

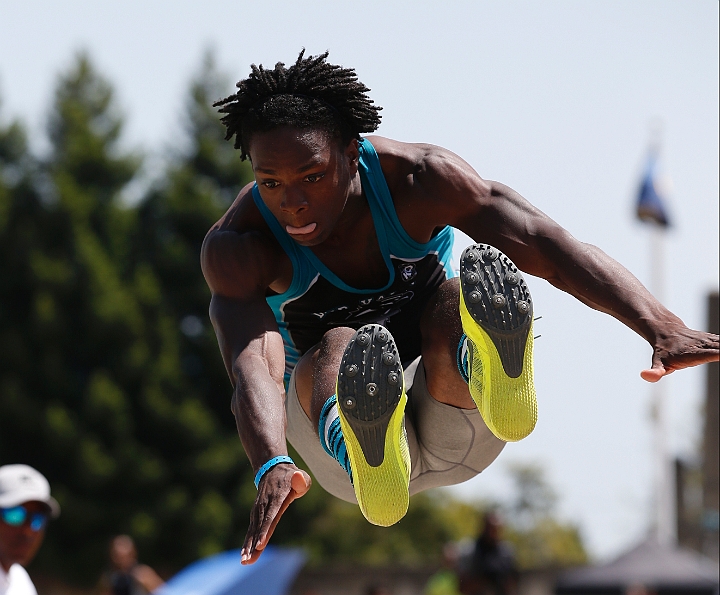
[
  {"left": 241, "top": 510, "right": 260, "bottom": 563},
  {"left": 242, "top": 542, "right": 264, "bottom": 565},
  {"left": 671, "top": 348, "right": 720, "bottom": 366},
  {"left": 243, "top": 491, "right": 302, "bottom": 564},
  {"left": 291, "top": 468, "right": 312, "bottom": 495},
  {"left": 641, "top": 331, "right": 719, "bottom": 383},
  {"left": 241, "top": 490, "right": 270, "bottom": 564},
  {"left": 640, "top": 365, "right": 665, "bottom": 383},
  {"left": 641, "top": 343, "right": 674, "bottom": 383},
  {"left": 256, "top": 471, "right": 311, "bottom": 551},
  {"left": 241, "top": 484, "right": 275, "bottom": 564},
  {"left": 240, "top": 469, "right": 311, "bottom": 565}
]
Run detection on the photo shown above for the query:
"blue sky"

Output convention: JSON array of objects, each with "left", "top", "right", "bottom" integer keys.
[{"left": 1, "top": 0, "right": 717, "bottom": 560}]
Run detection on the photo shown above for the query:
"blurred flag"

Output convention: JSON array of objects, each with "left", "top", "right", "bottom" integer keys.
[{"left": 636, "top": 152, "right": 671, "bottom": 227}]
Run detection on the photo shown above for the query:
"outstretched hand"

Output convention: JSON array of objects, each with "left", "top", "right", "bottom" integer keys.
[
  {"left": 240, "top": 464, "right": 311, "bottom": 565},
  {"left": 641, "top": 326, "right": 719, "bottom": 382}
]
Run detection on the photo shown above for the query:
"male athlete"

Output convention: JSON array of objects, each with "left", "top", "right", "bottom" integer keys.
[{"left": 201, "top": 51, "right": 719, "bottom": 565}]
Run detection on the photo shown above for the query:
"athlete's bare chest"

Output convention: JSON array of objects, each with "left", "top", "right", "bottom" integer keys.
[{"left": 310, "top": 220, "right": 389, "bottom": 289}]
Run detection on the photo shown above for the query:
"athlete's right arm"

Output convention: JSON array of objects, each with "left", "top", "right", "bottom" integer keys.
[{"left": 201, "top": 216, "right": 311, "bottom": 565}]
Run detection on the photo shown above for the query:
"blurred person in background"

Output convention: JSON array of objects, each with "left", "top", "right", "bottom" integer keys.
[
  {"left": 0, "top": 464, "right": 60, "bottom": 595},
  {"left": 101, "top": 535, "right": 164, "bottom": 595},
  {"left": 460, "top": 512, "right": 517, "bottom": 595}
]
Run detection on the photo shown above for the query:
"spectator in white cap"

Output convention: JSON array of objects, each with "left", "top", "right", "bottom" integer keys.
[{"left": 0, "top": 464, "right": 60, "bottom": 595}]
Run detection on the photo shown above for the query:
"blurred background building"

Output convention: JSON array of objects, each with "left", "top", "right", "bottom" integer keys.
[{"left": 676, "top": 292, "right": 719, "bottom": 561}]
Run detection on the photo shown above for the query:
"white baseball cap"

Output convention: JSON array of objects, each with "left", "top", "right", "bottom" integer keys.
[{"left": 0, "top": 464, "right": 60, "bottom": 518}]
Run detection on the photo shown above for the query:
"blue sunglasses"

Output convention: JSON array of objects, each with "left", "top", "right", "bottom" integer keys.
[{"left": 0, "top": 506, "right": 48, "bottom": 532}]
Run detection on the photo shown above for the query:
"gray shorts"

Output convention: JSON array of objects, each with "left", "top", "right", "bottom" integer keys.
[{"left": 285, "top": 357, "right": 505, "bottom": 504}]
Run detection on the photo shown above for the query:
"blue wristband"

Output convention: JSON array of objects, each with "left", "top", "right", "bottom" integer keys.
[{"left": 254, "top": 455, "right": 295, "bottom": 489}]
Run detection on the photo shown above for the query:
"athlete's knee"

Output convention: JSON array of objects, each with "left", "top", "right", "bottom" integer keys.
[
  {"left": 311, "top": 327, "right": 356, "bottom": 395},
  {"left": 421, "top": 278, "right": 462, "bottom": 349},
  {"left": 420, "top": 278, "right": 474, "bottom": 408},
  {"left": 317, "top": 327, "right": 356, "bottom": 361}
]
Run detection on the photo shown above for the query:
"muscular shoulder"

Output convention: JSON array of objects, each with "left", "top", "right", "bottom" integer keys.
[
  {"left": 363, "top": 135, "right": 430, "bottom": 188},
  {"left": 365, "top": 135, "right": 492, "bottom": 233},
  {"left": 201, "top": 182, "right": 290, "bottom": 299}
]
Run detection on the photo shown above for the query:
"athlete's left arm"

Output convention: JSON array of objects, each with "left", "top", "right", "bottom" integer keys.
[{"left": 412, "top": 144, "right": 719, "bottom": 381}]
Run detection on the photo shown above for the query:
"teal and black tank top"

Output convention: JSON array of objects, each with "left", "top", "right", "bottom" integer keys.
[{"left": 253, "top": 138, "right": 455, "bottom": 383}]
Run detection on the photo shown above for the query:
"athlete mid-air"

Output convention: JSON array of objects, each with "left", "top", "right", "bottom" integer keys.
[{"left": 200, "top": 51, "right": 719, "bottom": 564}]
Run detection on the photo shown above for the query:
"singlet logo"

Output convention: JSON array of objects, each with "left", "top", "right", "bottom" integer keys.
[
  {"left": 312, "top": 290, "right": 415, "bottom": 322},
  {"left": 399, "top": 263, "right": 417, "bottom": 282}
]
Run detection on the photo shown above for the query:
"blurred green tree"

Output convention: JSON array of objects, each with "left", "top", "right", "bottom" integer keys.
[
  {"left": 282, "top": 465, "right": 588, "bottom": 570},
  {"left": 0, "top": 53, "right": 146, "bottom": 580},
  {"left": 502, "top": 463, "right": 588, "bottom": 569},
  {"left": 127, "top": 51, "right": 258, "bottom": 568},
  {"left": 132, "top": 51, "right": 253, "bottom": 422},
  {"left": 285, "top": 491, "right": 459, "bottom": 567},
  {"left": 0, "top": 52, "right": 255, "bottom": 583}
]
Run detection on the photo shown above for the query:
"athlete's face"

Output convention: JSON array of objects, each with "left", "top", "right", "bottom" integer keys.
[{"left": 248, "top": 126, "right": 360, "bottom": 247}]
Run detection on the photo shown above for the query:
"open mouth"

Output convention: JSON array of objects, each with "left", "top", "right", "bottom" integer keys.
[{"left": 286, "top": 222, "right": 317, "bottom": 236}]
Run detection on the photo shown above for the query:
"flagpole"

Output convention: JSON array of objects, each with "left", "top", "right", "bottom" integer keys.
[
  {"left": 650, "top": 224, "right": 675, "bottom": 546},
  {"left": 636, "top": 119, "right": 675, "bottom": 546},
  {"left": 645, "top": 117, "right": 675, "bottom": 545}
]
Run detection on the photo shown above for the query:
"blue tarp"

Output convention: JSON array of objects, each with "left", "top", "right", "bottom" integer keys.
[{"left": 155, "top": 547, "right": 307, "bottom": 595}]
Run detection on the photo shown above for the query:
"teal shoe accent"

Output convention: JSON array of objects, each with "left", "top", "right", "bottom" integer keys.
[
  {"left": 318, "top": 395, "right": 353, "bottom": 481},
  {"left": 457, "top": 333, "right": 469, "bottom": 382}
]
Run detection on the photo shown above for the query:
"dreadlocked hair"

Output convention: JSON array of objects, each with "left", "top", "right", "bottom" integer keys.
[{"left": 214, "top": 50, "right": 382, "bottom": 160}]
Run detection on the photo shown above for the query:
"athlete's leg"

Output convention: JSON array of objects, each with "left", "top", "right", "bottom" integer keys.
[
  {"left": 458, "top": 244, "right": 536, "bottom": 441},
  {"left": 335, "top": 324, "right": 410, "bottom": 525},
  {"left": 292, "top": 324, "right": 411, "bottom": 526},
  {"left": 419, "top": 277, "right": 475, "bottom": 409},
  {"left": 421, "top": 244, "right": 537, "bottom": 442},
  {"left": 294, "top": 326, "right": 356, "bottom": 428},
  {"left": 293, "top": 327, "right": 358, "bottom": 482},
  {"left": 285, "top": 347, "right": 357, "bottom": 504}
]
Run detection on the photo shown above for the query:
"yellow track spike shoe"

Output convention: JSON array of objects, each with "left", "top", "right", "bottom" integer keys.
[
  {"left": 459, "top": 244, "right": 537, "bottom": 442},
  {"left": 336, "top": 324, "right": 410, "bottom": 527}
]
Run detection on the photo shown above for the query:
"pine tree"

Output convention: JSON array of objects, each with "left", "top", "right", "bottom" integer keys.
[
  {"left": 133, "top": 52, "right": 253, "bottom": 423},
  {"left": 0, "top": 53, "right": 250, "bottom": 582},
  {"left": 124, "top": 52, "right": 260, "bottom": 572},
  {"left": 1, "top": 53, "right": 158, "bottom": 581}
]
